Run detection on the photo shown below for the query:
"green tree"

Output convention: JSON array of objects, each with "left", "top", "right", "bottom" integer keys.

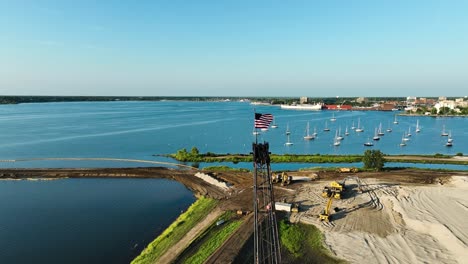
[
  {"left": 191, "top": 147, "right": 200, "bottom": 156},
  {"left": 363, "top": 150, "right": 385, "bottom": 171}
]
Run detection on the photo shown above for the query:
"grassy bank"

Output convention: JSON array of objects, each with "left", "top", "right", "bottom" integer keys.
[
  {"left": 165, "top": 148, "right": 467, "bottom": 165},
  {"left": 131, "top": 197, "right": 218, "bottom": 264},
  {"left": 279, "top": 220, "right": 342, "bottom": 263},
  {"left": 202, "top": 166, "right": 250, "bottom": 172},
  {"left": 177, "top": 211, "right": 243, "bottom": 264}
]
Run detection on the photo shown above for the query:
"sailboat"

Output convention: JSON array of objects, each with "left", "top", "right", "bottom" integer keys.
[
  {"left": 271, "top": 117, "right": 278, "bottom": 128},
  {"left": 285, "top": 133, "right": 293, "bottom": 146},
  {"left": 336, "top": 127, "right": 344, "bottom": 141},
  {"left": 446, "top": 141, "right": 453, "bottom": 147},
  {"left": 407, "top": 127, "right": 412, "bottom": 137},
  {"left": 402, "top": 132, "right": 410, "bottom": 141},
  {"left": 313, "top": 126, "right": 318, "bottom": 137},
  {"left": 377, "top": 123, "right": 385, "bottom": 136},
  {"left": 345, "top": 126, "right": 350, "bottom": 136},
  {"left": 386, "top": 121, "right": 392, "bottom": 132},
  {"left": 415, "top": 120, "right": 420, "bottom": 133},
  {"left": 364, "top": 137, "right": 373, "bottom": 146},
  {"left": 330, "top": 113, "right": 337, "bottom": 122},
  {"left": 333, "top": 130, "right": 341, "bottom": 146},
  {"left": 373, "top": 128, "right": 380, "bottom": 141},
  {"left": 323, "top": 121, "right": 330, "bottom": 132},
  {"left": 393, "top": 115, "right": 399, "bottom": 124},
  {"left": 447, "top": 131, "right": 453, "bottom": 143},
  {"left": 400, "top": 134, "right": 407, "bottom": 146},
  {"left": 286, "top": 123, "right": 291, "bottom": 135},
  {"left": 441, "top": 125, "right": 449, "bottom": 136},
  {"left": 355, "top": 118, "right": 364, "bottom": 132},
  {"left": 351, "top": 121, "right": 356, "bottom": 130},
  {"left": 304, "top": 122, "right": 315, "bottom": 140},
  {"left": 252, "top": 126, "right": 260, "bottom": 135}
]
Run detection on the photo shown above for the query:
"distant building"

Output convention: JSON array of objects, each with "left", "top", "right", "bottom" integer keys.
[
  {"left": 439, "top": 96, "right": 447, "bottom": 101},
  {"left": 455, "top": 98, "right": 464, "bottom": 103},
  {"left": 356, "top": 97, "right": 367, "bottom": 103},
  {"left": 300, "top": 97, "right": 308, "bottom": 104},
  {"left": 324, "top": 104, "right": 352, "bottom": 110},
  {"left": 380, "top": 103, "right": 395, "bottom": 111},
  {"left": 406, "top": 96, "right": 417, "bottom": 105}
]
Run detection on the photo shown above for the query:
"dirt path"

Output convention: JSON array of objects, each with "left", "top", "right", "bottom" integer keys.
[{"left": 157, "top": 207, "right": 223, "bottom": 264}]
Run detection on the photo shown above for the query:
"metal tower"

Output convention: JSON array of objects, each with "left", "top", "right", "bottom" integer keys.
[{"left": 252, "top": 142, "right": 281, "bottom": 264}]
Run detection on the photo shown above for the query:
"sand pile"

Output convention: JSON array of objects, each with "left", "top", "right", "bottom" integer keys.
[{"left": 322, "top": 176, "right": 468, "bottom": 263}]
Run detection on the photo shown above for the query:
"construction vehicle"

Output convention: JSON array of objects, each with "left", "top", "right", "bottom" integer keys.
[
  {"left": 336, "top": 167, "right": 359, "bottom": 173},
  {"left": 319, "top": 196, "right": 334, "bottom": 222},
  {"left": 271, "top": 172, "right": 292, "bottom": 186},
  {"left": 322, "top": 186, "right": 342, "bottom": 199},
  {"left": 291, "top": 203, "right": 300, "bottom": 213},
  {"left": 281, "top": 172, "right": 292, "bottom": 186}
]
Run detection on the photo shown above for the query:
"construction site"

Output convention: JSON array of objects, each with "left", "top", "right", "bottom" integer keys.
[{"left": 2, "top": 161, "right": 468, "bottom": 263}]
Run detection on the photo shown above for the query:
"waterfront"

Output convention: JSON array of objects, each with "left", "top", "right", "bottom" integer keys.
[
  {"left": 0, "top": 101, "right": 466, "bottom": 165},
  {"left": 0, "top": 101, "right": 466, "bottom": 263},
  {"left": 0, "top": 178, "right": 195, "bottom": 264}
]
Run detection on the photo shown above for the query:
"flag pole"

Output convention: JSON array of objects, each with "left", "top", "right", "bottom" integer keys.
[{"left": 254, "top": 108, "right": 258, "bottom": 144}]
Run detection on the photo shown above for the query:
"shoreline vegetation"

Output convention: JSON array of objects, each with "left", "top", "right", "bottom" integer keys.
[
  {"left": 163, "top": 148, "right": 468, "bottom": 166},
  {"left": 131, "top": 197, "right": 219, "bottom": 264}
]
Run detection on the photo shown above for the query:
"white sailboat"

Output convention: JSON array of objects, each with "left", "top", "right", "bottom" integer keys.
[
  {"left": 402, "top": 132, "right": 410, "bottom": 141},
  {"left": 355, "top": 118, "right": 364, "bottom": 132},
  {"left": 323, "top": 121, "right": 330, "bottom": 132},
  {"left": 447, "top": 131, "right": 453, "bottom": 143},
  {"left": 415, "top": 120, "right": 420, "bottom": 133},
  {"left": 313, "top": 126, "right": 318, "bottom": 136},
  {"left": 400, "top": 134, "right": 407, "bottom": 146},
  {"left": 373, "top": 127, "right": 380, "bottom": 141},
  {"left": 333, "top": 130, "right": 341, "bottom": 146},
  {"left": 285, "top": 133, "right": 293, "bottom": 146},
  {"left": 345, "top": 126, "right": 350, "bottom": 136},
  {"left": 364, "top": 137, "right": 373, "bottom": 146},
  {"left": 407, "top": 127, "right": 412, "bottom": 137},
  {"left": 252, "top": 126, "right": 259, "bottom": 135},
  {"left": 441, "top": 125, "right": 449, "bottom": 136},
  {"left": 330, "top": 113, "right": 337, "bottom": 122},
  {"left": 393, "top": 115, "right": 399, "bottom": 124},
  {"left": 286, "top": 123, "right": 291, "bottom": 135},
  {"left": 351, "top": 121, "right": 356, "bottom": 130},
  {"left": 271, "top": 117, "right": 278, "bottom": 128},
  {"left": 386, "top": 121, "right": 392, "bottom": 132},
  {"left": 377, "top": 122, "right": 385, "bottom": 136},
  {"left": 336, "top": 127, "right": 344, "bottom": 141},
  {"left": 304, "top": 122, "right": 315, "bottom": 140}
]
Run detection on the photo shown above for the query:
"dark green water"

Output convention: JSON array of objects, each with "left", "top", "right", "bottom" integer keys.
[{"left": 0, "top": 178, "right": 195, "bottom": 264}]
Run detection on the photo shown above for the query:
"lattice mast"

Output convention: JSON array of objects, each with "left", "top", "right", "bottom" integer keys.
[{"left": 252, "top": 141, "right": 281, "bottom": 264}]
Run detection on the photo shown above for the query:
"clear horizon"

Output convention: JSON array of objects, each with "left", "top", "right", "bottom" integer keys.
[{"left": 1, "top": 1, "right": 467, "bottom": 97}]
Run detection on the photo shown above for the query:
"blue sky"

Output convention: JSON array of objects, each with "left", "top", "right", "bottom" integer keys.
[{"left": 1, "top": 0, "right": 467, "bottom": 97}]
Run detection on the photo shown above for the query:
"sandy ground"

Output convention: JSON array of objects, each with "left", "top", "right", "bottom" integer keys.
[
  {"left": 3, "top": 168, "right": 468, "bottom": 263},
  {"left": 291, "top": 175, "right": 468, "bottom": 264}
]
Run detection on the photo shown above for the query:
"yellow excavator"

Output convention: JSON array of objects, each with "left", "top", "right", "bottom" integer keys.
[{"left": 319, "top": 196, "right": 334, "bottom": 222}]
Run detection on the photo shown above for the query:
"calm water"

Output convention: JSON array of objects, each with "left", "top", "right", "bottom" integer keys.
[
  {"left": 0, "top": 101, "right": 466, "bottom": 164},
  {"left": 0, "top": 101, "right": 465, "bottom": 263},
  {"left": 0, "top": 178, "right": 195, "bottom": 264}
]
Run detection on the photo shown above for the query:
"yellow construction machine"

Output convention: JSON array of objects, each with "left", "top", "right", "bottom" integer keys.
[
  {"left": 319, "top": 196, "right": 334, "bottom": 222},
  {"left": 322, "top": 186, "right": 342, "bottom": 199},
  {"left": 272, "top": 172, "right": 292, "bottom": 186}
]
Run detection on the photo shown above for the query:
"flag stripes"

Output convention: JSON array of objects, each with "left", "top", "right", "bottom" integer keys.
[{"left": 255, "top": 113, "right": 273, "bottom": 129}]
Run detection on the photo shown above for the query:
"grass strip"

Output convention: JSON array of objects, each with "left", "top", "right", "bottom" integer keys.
[
  {"left": 183, "top": 217, "right": 242, "bottom": 264},
  {"left": 279, "top": 220, "right": 342, "bottom": 263},
  {"left": 131, "top": 197, "right": 218, "bottom": 264}
]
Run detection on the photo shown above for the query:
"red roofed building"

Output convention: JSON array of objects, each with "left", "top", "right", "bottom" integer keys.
[{"left": 324, "top": 104, "right": 352, "bottom": 110}]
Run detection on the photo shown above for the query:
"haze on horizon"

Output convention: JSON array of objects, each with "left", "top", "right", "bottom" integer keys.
[{"left": 1, "top": 1, "right": 467, "bottom": 97}]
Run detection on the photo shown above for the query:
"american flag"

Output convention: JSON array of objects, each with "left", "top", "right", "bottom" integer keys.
[{"left": 254, "top": 113, "right": 273, "bottom": 129}]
